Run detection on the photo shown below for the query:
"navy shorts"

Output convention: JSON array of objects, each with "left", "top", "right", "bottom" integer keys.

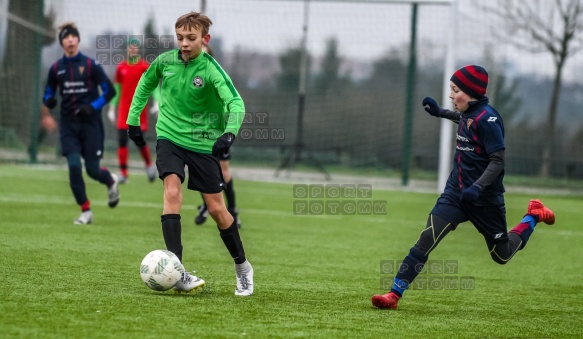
[
  {"left": 430, "top": 189, "right": 508, "bottom": 243},
  {"left": 59, "top": 119, "right": 104, "bottom": 161},
  {"left": 155, "top": 139, "right": 224, "bottom": 193}
]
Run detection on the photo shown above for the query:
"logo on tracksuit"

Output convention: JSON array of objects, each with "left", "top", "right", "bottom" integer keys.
[{"left": 193, "top": 76, "right": 204, "bottom": 88}]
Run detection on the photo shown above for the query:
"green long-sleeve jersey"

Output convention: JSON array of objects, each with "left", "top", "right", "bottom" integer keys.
[{"left": 127, "top": 49, "right": 245, "bottom": 153}]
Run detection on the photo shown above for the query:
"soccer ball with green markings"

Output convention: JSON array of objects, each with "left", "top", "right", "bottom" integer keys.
[{"left": 140, "top": 250, "right": 183, "bottom": 291}]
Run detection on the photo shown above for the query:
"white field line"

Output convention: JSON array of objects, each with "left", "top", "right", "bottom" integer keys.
[
  {"left": 2, "top": 194, "right": 581, "bottom": 232},
  {"left": 0, "top": 194, "right": 391, "bottom": 224}
]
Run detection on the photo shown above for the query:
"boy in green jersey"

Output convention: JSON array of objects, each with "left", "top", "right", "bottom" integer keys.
[{"left": 127, "top": 11, "right": 253, "bottom": 296}]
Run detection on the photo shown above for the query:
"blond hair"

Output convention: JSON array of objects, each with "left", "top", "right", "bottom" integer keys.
[{"left": 175, "top": 12, "right": 212, "bottom": 36}]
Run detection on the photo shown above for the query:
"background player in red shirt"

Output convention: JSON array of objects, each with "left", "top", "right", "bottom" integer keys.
[{"left": 108, "top": 38, "right": 157, "bottom": 183}]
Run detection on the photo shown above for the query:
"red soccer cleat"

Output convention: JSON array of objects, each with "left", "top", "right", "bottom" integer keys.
[
  {"left": 371, "top": 292, "right": 400, "bottom": 310},
  {"left": 527, "top": 199, "right": 555, "bottom": 225}
]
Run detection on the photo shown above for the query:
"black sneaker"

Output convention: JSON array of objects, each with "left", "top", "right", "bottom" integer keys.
[{"left": 194, "top": 204, "right": 208, "bottom": 225}]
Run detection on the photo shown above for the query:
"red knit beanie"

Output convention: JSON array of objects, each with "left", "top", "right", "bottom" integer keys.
[{"left": 450, "top": 65, "right": 488, "bottom": 99}]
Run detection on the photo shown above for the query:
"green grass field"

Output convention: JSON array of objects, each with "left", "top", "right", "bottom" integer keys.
[{"left": 1, "top": 164, "right": 582, "bottom": 338}]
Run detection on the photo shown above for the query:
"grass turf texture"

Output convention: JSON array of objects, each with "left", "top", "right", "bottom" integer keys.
[{"left": 1, "top": 164, "right": 582, "bottom": 338}]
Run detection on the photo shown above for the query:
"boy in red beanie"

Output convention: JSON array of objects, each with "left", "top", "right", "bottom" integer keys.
[{"left": 371, "top": 65, "right": 556, "bottom": 310}]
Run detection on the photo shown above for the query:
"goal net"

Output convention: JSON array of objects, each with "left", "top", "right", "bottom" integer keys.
[{"left": 2, "top": 0, "right": 583, "bottom": 188}]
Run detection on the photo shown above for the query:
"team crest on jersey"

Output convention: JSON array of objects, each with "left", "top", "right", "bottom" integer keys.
[
  {"left": 193, "top": 76, "right": 204, "bottom": 88},
  {"left": 467, "top": 118, "right": 473, "bottom": 130},
  {"left": 78, "top": 66, "right": 85, "bottom": 75}
]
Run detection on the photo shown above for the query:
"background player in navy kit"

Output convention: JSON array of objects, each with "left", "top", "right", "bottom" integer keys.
[
  {"left": 194, "top": 43, "right": 241, "bottom": 229},
  {"left": 371, "top": 65, "right": 556, "bottom": 310},
  {"left": 43, "top": 22, "right": 119, "bottom": 225}
]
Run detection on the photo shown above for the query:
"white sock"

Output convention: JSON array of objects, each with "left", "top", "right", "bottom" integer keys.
[{"left": 235, "top": 260, "right": 252, "bottom": 275}]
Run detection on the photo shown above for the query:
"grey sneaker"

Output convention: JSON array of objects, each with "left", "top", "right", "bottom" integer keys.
[
  {"left": 108, "top": 173, "right": 120, "bottom": 208},
  {"left": 173, "top": 271, "right": 205, "bottom": 293},
  {"left": 146, "top": 165, "right": 157, "bottom": 183},
  {"left": 235, "top": 264, "right": 254, "bottom": 296},
  {"left": 74, "top": 210, "right": 93, "bottom": 225}
]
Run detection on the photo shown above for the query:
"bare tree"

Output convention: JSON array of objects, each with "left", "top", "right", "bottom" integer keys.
[{"left": 481, "top": 0, "right": 583, "bottom": 177}]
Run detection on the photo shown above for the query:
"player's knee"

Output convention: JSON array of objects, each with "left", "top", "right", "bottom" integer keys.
[
  {"left": 489, "top": 252, "right": 510, "bottom": 265},
  {"left": 414, "top": 227, "right": 441, "bottom": 256},
  {"left": 164, "top": 186, "right": 182, "bottom": 205},
  {"left": 85, "top": 166, "right": 100, "bottom": 180},
  {"left": 66, "top": 154, "right": 82, "bottom": 174}
]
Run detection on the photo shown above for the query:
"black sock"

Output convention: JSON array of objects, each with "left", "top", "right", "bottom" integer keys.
[
  {"left": 391, "top": 247, "right": 428, "bottom": 296},
  {"left": 161, "top": 214, "right": 183, "bottom": 262},
  {"left": 224, "top": 179, "right": 236, "bottom": 210},
  {"left": 218, "top": 221, "right": 246, "bottom": 264}
]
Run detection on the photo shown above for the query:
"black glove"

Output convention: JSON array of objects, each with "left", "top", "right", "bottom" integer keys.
[
  {"left": 74, "top": 104, "right": 95, "bottom": 118},
  {"left": 460, "top": 183, "right": 483, "bottom": 203},
  {"left": 212, "top": 132, "right": 235, "bottom": 157},
  {"left": 422, "top": 97, "right": 443, "bottom": 117},
  {"left": 128, "top": 125, "right": 146, "bottom": 147},
  {"left": 44, "top": 97, "right": 57, "bottom": 109}
]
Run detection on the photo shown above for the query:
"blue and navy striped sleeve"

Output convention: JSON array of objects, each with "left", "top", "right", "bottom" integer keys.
[{"left": 89, "top": 60, "right": 116, "bottom": 111}]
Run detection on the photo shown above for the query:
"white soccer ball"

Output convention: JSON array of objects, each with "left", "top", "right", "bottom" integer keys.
[{"left": 140, "top": 250, "right": 183, "bottom": 291}]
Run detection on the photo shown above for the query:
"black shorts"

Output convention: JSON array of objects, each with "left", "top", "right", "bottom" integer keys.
[
  {"left": 430, "top": 188, "right": 508, "bottom": 243},
  {"left": 155, "top": 139, "right": 224, "bottom": 193},
  {"left": 59, "top": 119, "right": 104, "bottom": 161}
]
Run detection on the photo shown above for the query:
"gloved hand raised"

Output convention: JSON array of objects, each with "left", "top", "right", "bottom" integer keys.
[
  {"left": 422, "top": 97, "right": 443, "bottom": 117},
  {"left": 128, "top": 125, "right": 146, "bottom": 147},
  {"left": 212, "top": 132, "right": 235, "bottom": 157},
  {"left": 74, "top": 104, "right": 96, "bottom": 118},
  {"left": 460, "top": 183, "right": 483, "bottom": 203}
]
